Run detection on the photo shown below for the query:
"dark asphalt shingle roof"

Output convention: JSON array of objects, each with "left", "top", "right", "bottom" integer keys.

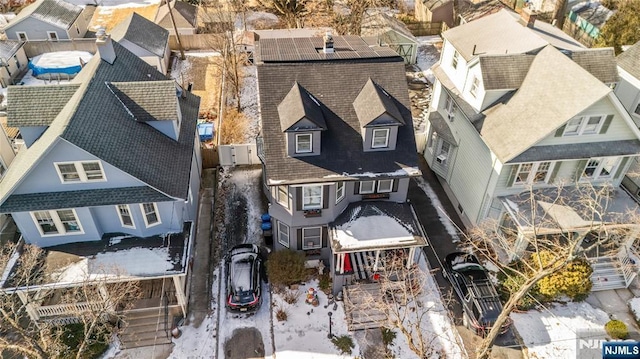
[
  {"left": 106, "top": 80, "right": 178, "bottom": 122},
  {"left": 257, "top": 43, "right": 418, "bottom": 184},
  {"left": 508, "top": 140, "right": 640, "bottom": 163},
  {"left": 618, "top": 41, "right": 640, "bottom": 81},
  {"left": 0, "top": 186, "right": 173, "bottom": 212},
  {"left": 278, "top": 82, "right": 327, "bottom": 131},
  {"left": 7, "top": 84, "right": 80, "bottom": 127},
  {"left": 0, "top": 40, "right": 23, "bottom": 60},
  {"left": 155, "top": 0, "right": 198, "bottom": 29},
  {"left": 427, "top": 111, "right": 457, "bottom": 145},
  {"left": 569, "top": 48, "right": 618, "bottom": 84},
  {"left": 479, "top": 54, "right": 535, "bottom": 90},
  {"left": 112, "top": 13, "right": 169, "bottom": 58},
  {"left": 353, "top": 78, "right": 404, "bottom": 127}
]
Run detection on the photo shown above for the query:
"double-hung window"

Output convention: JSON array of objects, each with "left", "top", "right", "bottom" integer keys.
[
  {"left": 278, "top": 222, "right": 290, "bottom": 248},
  {"left": 117, "top": 204, "right": 135, "bottom": 228},
  {"left": 582, "top": 157, "right": 620, "bottom": 180},
  {"left": 295, "top": 133, "right": 312, "bottom": 153},
  {"left": 16, "top": 32, "right": 27, "bottom": 41},
  {"left": 359, "top": 180, "right": 394, "bottom": 194},
  {"left": 359, "top": 181, "right": 375, "bottom": 194},
  {"left": 444, "top": 94, "right": 456, "bottom": 121},
  {"left": 563, "top": 115, "right": 605, "bottom": 136},
  {"left": 451, "top": 51, "right": 459, "bottom": 69},
  {"left": 55, "top": 161, "right": 105, "bottom": 183},
  {"left": 32, "top": 209, "right": 82, "bottom": 236},
  {"left": 302, "top": 185, "right": 322, "bottom": 209},
  {"left": 302, "top": 227, "right": 322, "bottom": 249},
  {"left": 336, "top": 181, "right": 345, "bottom": 204},
  {"left": 140, "top": 203, "right": 161, "bottom": 227},
  {"left": 277, "top": 185, "right": 289, "bottom": 208},
  {"left": 372, "top": 128, "right": 390, "bottom": 148},
  {"left": 514, "top": 162, "right": 552, "bottom": 185},
  {"left": 377, "top": 179, "right": 393, "bottom": 193},
  {"left": 47, "top": 31, "right": 58, "bottom": 41},
  {"left": 469, "top": 77, "right": 479, "bottom": 97}
]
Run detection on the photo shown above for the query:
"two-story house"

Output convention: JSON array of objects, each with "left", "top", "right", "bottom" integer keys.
[
  {"left": 0, "top": 31, "right": 201, "bottom": 348},
  {"left": 2, "top": 0, "right": 91, "bottom": 41},
  {"left": 424, "top": 9, "right": 640, "bottom": 290},
  {"left": 111, "top": 13, "right": 171, "bottom": 75},
  {"left": 256, "top": 34, "right": 427, "bottom": 294}
]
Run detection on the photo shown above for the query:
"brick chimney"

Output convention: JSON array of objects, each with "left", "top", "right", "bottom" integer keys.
[
  {"left": 323, "top": 31, "right": 334, "bottom": 54},
  {"left": 520, "top": 7, "right": 537, "bottom": 28},
  {"left": 96, "top": 28, "right": 116, "bottom": 64}
]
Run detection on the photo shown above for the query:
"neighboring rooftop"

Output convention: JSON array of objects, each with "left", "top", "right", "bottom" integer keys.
[
  {"left": 155, "top": 0, "right": 198, "bottom": 29},
  {"left": 0, "top": 40, "right": 23, "bottom": 61},
  {"left": 458, "top": 0, "right": 505, "bottom": 23},
  {"left": 112, "top": 12, "right": 169, "bottom": 58},
  {"left": 618, "top": 40, "right": 640, "bottom": 81},
  {"left": 5, "top": 0, "right": 84, "bottom": 30},
  {"left": 569, "top": 1, "right": 614, "bottom": 27}
]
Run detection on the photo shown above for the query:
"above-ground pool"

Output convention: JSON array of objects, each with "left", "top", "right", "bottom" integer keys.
[{"left": 28, "top": 51, "right": 94, "bottom": 77}]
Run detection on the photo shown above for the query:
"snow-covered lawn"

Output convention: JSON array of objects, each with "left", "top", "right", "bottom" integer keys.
[
  {"left": 629, "top": 297, "right": 640, "bottom": 322},
  {"left": 512, "top": 301, "right": 610, "bottom": 359}
]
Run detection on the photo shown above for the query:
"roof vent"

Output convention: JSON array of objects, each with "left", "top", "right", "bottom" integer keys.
[{"left": 323, "top": 32, "right": 334, "bottom": 54}]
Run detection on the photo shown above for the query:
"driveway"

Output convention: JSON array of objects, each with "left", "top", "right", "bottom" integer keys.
[{"left": 409, "top": 156, "right": 524, "bottom": 359}]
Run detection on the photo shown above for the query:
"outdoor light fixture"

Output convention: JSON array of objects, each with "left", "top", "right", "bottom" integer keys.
[{"left": 327, "top": 311, "right": 333, "bottom": 339}]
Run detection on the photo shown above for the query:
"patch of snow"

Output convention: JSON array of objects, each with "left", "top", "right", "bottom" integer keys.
[
  {"left": 321, "top": 167, "right": 422, "bottom": 180},
  {"left": 240, "top": 65, "right": 260, "bottom": 142},
  {"left": 108, "top": 235, "right": 131, "bottom": 246},
  {"left": 0, "top": 250, "right": 20, "bottom": 287},
  {"left": 629, "top": 297, "right": 640, "bottom": 322},
  {"left": 18, "top": 70, "right": 73, "bottom": 86},
  {"left": 415, "top": 36, "right": 441, "bottom": 84},
  {"left": 65, "top": 0, "right": 160, "bottom": 9},
  {"left": 334, "top": 215, "right": 414, "bottom": 250},
  {"left": 185, "top": 51, "right": 222, "bottom": 57},
  {"left": 512, "top": 301, "right": 610, "bottom": 359},
  {"left": 413, "top": 177, "right": 460, "bottom": 241}
]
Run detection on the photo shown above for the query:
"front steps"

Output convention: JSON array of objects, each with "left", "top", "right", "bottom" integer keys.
[{"left": 119, "top": 308, "right": 174, "bottom": 349}]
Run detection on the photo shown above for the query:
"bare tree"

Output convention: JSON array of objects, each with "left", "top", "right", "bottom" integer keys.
[
  {"left": 0, "top": 243, "right": 141, "bottom": 359},
  {"left": 258, "top": 0, "right": 309, "bottom": 28},
  {"left": 463, "top": 183, "right": 639, "bottom": 359}
]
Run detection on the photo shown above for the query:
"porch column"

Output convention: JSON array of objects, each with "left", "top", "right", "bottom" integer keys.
[
  {"left": 337, "top": 253, "right": 344, "bottom": 274},
  {"left": 173, "top": 275, "right": 187, "bottom": 318},
  {"left": 98, "top": 283, "right": 115, "bottom": 313},
  {"left": 16, "top": 290, "right": 40, "bottom": 321},
  {"left": 406, "top": 248, "right": 415, "bottom": 269},
  {"left": 373, "top": 250, "right": 381, "bottom": 272}
]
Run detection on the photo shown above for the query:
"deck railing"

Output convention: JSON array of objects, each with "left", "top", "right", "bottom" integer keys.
[{"left": 37, "top": 302, "right": 104, "bottom": 318}]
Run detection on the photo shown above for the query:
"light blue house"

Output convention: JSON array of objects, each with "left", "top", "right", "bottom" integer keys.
[{"left": 0, "top": 32, "right": 201, "bottom": 348}]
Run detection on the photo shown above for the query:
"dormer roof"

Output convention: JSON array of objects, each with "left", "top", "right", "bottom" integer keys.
[
  {"left": 106, "top": 80, "right": 178, "bottom": 122},
  {"left": 353, "top": 78, "right": 404, "bottom": 127},
  {"left": 278, "top": 82, "right": 327, "bottom": 132},
  {"left": 618, "top": 40, "right": 640, "bottom": 80}
]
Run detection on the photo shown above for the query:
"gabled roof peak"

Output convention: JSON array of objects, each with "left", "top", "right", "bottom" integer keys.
[
  {"left": 353, "top": 78, "right": 404, "bottom": 127},
  {"left": 278, "top": 82, "right": 327, "bottom": 132},
  {"left": 105, "top": 80, "right": 178, "bottom": 122}
]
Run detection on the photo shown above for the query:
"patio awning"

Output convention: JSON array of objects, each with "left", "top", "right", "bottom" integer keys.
[{"left": 329, "top": 201, "right": 428, "bottom": 253}]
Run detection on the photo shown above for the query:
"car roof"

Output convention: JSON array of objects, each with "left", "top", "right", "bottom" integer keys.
[{"left": 230, "top": 252, "right": 257, "bottom": 293}]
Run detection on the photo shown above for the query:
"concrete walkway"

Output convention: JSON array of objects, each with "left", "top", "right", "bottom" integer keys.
[{"left": 586, "top": 287, "right": 640, "bottom": 340}]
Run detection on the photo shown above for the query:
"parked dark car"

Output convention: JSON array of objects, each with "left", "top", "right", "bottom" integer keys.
[
  {"left": 226, "top": 244, "right": 262, "bottom": 312},
  {"left": 443, "top": 252, "right": 511, "bottom": 336}
]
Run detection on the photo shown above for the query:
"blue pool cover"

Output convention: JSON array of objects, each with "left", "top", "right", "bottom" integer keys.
[{"left": 28, "top": 60, "right": 83, "bottom": 77}]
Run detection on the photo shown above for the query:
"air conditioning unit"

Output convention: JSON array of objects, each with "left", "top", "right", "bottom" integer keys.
[{"left": 436, "top": 154, "right": 448, "bottom": 164}]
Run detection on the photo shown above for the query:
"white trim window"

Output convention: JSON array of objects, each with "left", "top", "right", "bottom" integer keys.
[
  {"left": 55, "top": 161, "right": 106, "bottom": 183},
  {"left": 302, "top": 227, "right": 322, "bottom": 249},
  {"left": 359, "top": 180, "right": 375, "bottom": 194},
  {"left": 582, "top": 157, "right": 620, "bottom": 180},
  {"left": 277, "top": 185, "right": 289, "bottom": 208},
  {"left": 372, "top": 128, "right": 390, "bottom": 148},
  {"left": 302, "top": 185, "right": 322, "bottom": 209},
  {"left": 563, "top": 115, "right": 606, "bottom": 136},
  {"left": 16, "top": 32, "right": 27, "bottom": 41},
  {"left": 140, "top": 203, "right": 161, "bottom": 227},
  {"left": 116, "top": 204, "right": 135, "bottom": 228},
  {"left": 514, "top": 162, "right": 553, "bottom": 185},
  {"left": 444, "top": 94, "right": 456, "bottom": 121},
  {"left": 427, "top": 132, "right": 436, "bottom": 152},
  {"left": 336, "top": 181, "right": 345, "bottom": 204},
  {"left": 278, "top": 222, "right": 290, "bottom": 248},
  {"left": 47, "top": 31, "right": 58, "bottom": 41},
  {"left": 31, "top": 209, "right": 83, "bottom": 236},
  {"left": 451, "top": 50, "right": 459, "bottom": 69},
  {"left": 377, "top": 179, "right": 393, "bottom": 193},
  {"left": 295, "top": 133, "right": 312, "bottom": 153},
  {"left": 469, "top": 77, "right": 480, "bottom": 97}
]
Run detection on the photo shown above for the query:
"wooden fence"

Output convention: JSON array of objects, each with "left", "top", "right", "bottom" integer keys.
[
  {"left": 202, "top": 147, "right": 219, "bottom": 168},
  {"left": 169, "top": 34, "right": 223, "bottom": 51},
  {"left": 403, "top": 21, "right": 446, "bottom": 36},
  {"left": 23, "top": 39, "right": 97, "bottom": 58}
]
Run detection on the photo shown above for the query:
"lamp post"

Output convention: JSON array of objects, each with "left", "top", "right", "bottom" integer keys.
[{"left": 327, "top": 311, "right": 333, "bottom": 339}]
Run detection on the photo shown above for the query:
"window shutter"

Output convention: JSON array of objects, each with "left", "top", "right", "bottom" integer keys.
[
  {"left": 297, "top": 228, "right": 302, "bottom": 250},
  {"left": 599, "top": 115, "right": 614, "bottom": 134},
  {"left": 554, "top": 125, "right": 566, "bottom": 137},
  {"left": 392, "top": 179, "right": 399, "bottom": 192},
  {"left": 573, "top": 160, "right": 588, "bottom": 182},
  {"left": 322, "top": 185, "right": 329, "bottom": 209},
  {"left": 354, "top": 181, "right": 360, "bottom": 194},
  {"left": 548, "top": 162, "right": 561, "bottom": 184},
  {"left": 322, "top": 226, "right": 328, "bottom": 248},
  {"left": 506, "top": 165, "right": 518, "bottom": 187},
  {"left": 615, "top": 157, "right": 629, "bottom": 179},
  {"left": 295, "top": 187, "right": 302, "bottom": 211}
]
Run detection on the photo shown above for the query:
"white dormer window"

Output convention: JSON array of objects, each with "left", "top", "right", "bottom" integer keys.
[
  {"left": 451, "top": 51, "right": 459, "bottom": 69},
  {"left": 55, "top": 161, "right": 106, "bottom": 183},
  {"left": 372, "top": 128, "right": 389, "bottom": 148},
  {"left": 295, "top": 133, "right": 312, "bottom": 153},
  {"left": 469, "top": 77, "right": 479, "bottom": 98},
  {"left": 16, "top": 32, "right": 27, "bottom": 41},
  {"left": 563, "top": 115, "right": 605, "bottom": 136}
]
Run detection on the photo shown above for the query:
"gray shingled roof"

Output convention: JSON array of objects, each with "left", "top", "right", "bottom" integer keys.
[
  {"left": 0, "top": 41, "right": 199, "bottom": 209},
  {"left": 155, "top": 0, "right": 198, "bottom": 29},
  {"left": 7, "top": 84, "right": 81, "bottom": 127},
  {"left": 106, "top": 80, "right": 178, "bottom": 122},
  {"left": 427, "top": 111, "right": 457, "bottom": 145},
  {"left": 0, "top": 186, "right": 172, "bottom": 212},
  {"left": 618, "top": 41, "right": 640, "bottom": 81},
  {"left": 480, "top": 45, "right": 612, "bottom": 163},
  {"left": 479, "top": 53, "right": 535, "bottom": 90},
  {"left": 353, "top": 78, "right": 404, "bottom": 127},
  {"left": 278, "top": 82, "right": 327, "bottom": 131},
  {"left": 257, "top": 38, "right": 418, "bottom": 184},
  {"left": 458, "top": 0, "right": 504, "bottom": 23},
  {"left": 112, "top": 13, "right": 169, "bottom": 58},
  {"left": 7, "top": 0, "right": 83, "bottom": 30},
  {"left": 569, "top": 48, "right": 618, "bottom": 84},
  {"left": 508, "top": 140, "right": 640, "bottom": 163},
  {"left": 0, "top": 40, "right": 23, "bottom": 60}
]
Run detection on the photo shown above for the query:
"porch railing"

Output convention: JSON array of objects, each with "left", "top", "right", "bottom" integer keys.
[
  {"left": 619, "top": 247, "right": 638, "bottom": 287},
  {"left": 37, "top": 302, "right": 103, "bottom": 318}
]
